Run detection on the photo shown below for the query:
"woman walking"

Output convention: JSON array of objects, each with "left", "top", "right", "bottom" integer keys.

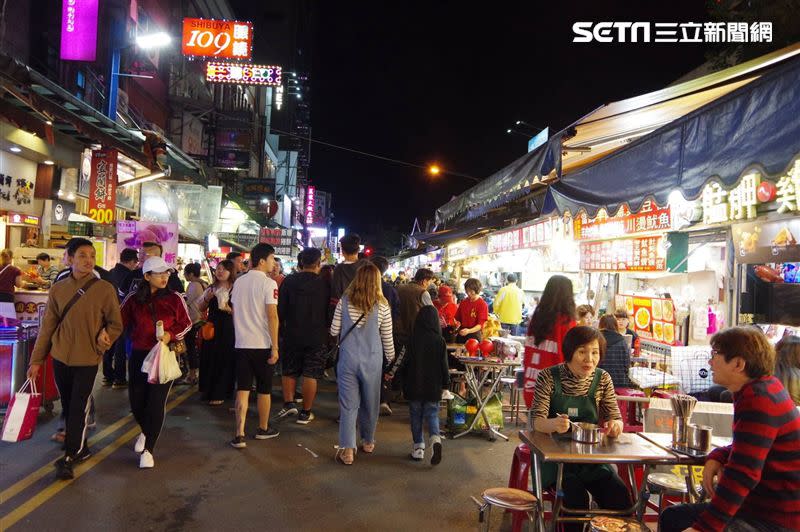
[
  {"left": 330, "top": 263, "right": 395, "bottom": 465},
  {"left": 121, "top": 256, "right": 192, "bottom": 469},
  {"left": 197, "top": 260, "right": 236, "bottom": 405},
  {"left": 181, "top": 263, "right": 207, "bottom": 385},
  {"left": 402, "top": 306, "right": 449, "bottom": 465},
  {"left": 522, "top": 275, "right": 577, "bottom": 408}
]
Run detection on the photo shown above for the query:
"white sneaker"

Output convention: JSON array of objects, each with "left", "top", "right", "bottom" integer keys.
[
  {"left": 134, "top": 433, "right": 146, "bottom": 454},
  {"left": 441, "top": 390, "right": 455, "bottom": 400},
  {"left": 139, "top": 450, "right": 154, "bottom": 469},
  {"left": 410, "top": 445, "right": 425, "bottom": 461}
]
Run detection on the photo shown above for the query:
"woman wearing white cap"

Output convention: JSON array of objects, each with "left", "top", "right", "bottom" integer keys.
[{"left": 121, "top": 256, "right": 192, "bottom": 469}]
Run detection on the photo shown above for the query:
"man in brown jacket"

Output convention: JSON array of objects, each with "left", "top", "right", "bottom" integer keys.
[{"left": 27, "top": 238, "right": 123, "bottom": 480}]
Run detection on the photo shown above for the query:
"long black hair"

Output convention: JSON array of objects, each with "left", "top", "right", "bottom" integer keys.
[
  {"left": 527, "top": 275, "right": 576, "bottom": 344},
  {"left": 134, "top": 274, "right": 173, "bottom": 304}
]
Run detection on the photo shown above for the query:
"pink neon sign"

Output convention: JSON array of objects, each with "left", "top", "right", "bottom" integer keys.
[{"left": 60, "top": 0, "right": 99, "bottom": 61}]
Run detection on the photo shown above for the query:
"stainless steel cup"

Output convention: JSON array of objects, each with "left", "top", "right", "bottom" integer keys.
[{"left": 688, "top": 424, "right": 713, "bottom": 452}]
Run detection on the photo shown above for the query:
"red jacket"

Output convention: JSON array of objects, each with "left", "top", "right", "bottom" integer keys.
[
  {"left": 523, "top": 313, "right": 576, "bottom": 408},
  {"left": 121, "top": 290, "right": 192, "bottom": 352}
]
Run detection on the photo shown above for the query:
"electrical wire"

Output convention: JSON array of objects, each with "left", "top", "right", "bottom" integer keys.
[{"left": 208, "top": 108, "right": 481, "bottom": 182}]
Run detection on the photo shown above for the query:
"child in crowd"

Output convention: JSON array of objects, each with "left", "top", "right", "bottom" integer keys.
[{"left": 401, "top": 306, "right": 450, "bottom": 465}]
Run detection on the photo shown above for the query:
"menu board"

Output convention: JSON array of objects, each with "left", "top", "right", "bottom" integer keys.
[
  {"left": 580, "top": 236, "right": 666, "bottom": 272},
  {"left": 616, "top": 294, "right": 677, "bottom": 345}
]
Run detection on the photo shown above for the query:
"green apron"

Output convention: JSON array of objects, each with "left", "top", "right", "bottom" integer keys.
[{"left": 540, "top": 365, "right": 614, "bottom": 488}]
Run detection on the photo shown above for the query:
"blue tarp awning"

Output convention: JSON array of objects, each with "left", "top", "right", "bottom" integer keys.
[{"left": 544, "top": 55, "right": 800, "bottom": 216}]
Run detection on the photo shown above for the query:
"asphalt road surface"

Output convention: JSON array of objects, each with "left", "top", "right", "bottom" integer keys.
[{"left": 1, "top": 379, "right": 518, "bottom": 531}]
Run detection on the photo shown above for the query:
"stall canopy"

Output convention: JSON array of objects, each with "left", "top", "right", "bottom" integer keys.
[
  {"left": 434, "top": 134, "right": 562, "bottom": 226},
  {"left": 545, "top": 53, "right": 800, "bottom": 217}
]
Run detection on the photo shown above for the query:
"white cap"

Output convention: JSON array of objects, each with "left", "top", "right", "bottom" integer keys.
[{"left": 143, "top": 256, "right": 172, "bottom": 274}]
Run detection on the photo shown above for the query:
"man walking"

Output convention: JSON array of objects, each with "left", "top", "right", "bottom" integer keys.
[
  {"left": 102, "top": 248, "right": 139, "bottom": 388},
  {"left": 229, "top": 243, "right": 281, "bottom": 448},
  {"left": 275, "top": 248, "right": 330, "bottom": 424},
  {"left": 27, "top": 238, "right": 123, "bottom": 479},
  {"left": 493, "top": 273, "right": 524, "bottom": 335},
  {"left": 387, "top": 268, "right": 434, "bottom": 415},
  {"left": 330, "top": 233, "right": 368, "bottom": 310}
]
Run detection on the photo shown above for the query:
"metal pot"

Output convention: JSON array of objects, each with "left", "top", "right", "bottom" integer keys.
[
  {"left": 688, "top": 424, "right": 713, "bottom": 453},
  {"left": 571, "top": 422, "right": 601, "bottom": 444}
]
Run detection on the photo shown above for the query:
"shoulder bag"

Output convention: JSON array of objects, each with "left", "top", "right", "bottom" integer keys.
[{"left": 324, "top": 312, "right": 365, "bottom": 368}]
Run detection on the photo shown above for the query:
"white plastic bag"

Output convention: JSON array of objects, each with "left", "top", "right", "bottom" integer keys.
[
  {"left": 158, "top": 344, "right": 182, "bottom": 384},
  {"left": 142, "top": 342, "right": 163, "bottom": 384}
]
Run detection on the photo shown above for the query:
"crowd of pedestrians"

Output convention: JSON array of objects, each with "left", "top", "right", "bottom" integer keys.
[{"left": 22, "top": 232, "right": 800, "bottom": 532}]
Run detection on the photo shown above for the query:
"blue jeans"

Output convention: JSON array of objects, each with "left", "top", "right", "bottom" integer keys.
[
  {"left": 501, "top": 323, "right": 522, "bottom": 336},
  {"left": 409, "top": 400, "right": 440, "bottom": 445},
  {"left": 659, "top": 503, "right": 792, "bottom": 532}
]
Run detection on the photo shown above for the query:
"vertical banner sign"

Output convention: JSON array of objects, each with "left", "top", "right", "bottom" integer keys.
[
  {"left": 88, "top": 149, "right": 117, "bottom": 224},
  {"left": 60, "top": 0, "right": 99, "bottom": 61},
  {"left": 305, "top": 186, "right": 316, "bottom": 225}
]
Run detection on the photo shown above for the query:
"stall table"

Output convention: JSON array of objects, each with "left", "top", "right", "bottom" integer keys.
[
  {"left": 519, "top": 430, "right": 682, "bottom": 531},
  {"left": 452, "top": 357, "right": 520, "bottom": 442}
]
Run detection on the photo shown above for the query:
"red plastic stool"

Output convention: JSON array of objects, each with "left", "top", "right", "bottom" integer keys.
[
  {"left": 651, "top": 388, "right": 678, "bottom": 399},
  {"left": 508, "top": 444, "right": 558, "bottom": 531},
  {"left": 616, "top": 387, "right": 646, "bottom": 433}
]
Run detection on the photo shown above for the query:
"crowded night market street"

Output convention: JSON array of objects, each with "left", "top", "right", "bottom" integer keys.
[{"left": 2, "top": 1, "right": 800, "bottom": 531}]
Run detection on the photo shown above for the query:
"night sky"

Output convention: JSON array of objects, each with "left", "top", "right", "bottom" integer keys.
[{"left": 246, "top": 2, "right": 716, "bottom": 235}]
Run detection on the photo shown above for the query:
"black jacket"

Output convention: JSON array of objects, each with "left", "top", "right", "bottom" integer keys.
[
  {"left": 109, "top": 263, "right": 132, "bottom": 300},
  {"left": 55, "top": 265, "right": 113, "bottom": 284},
  {"left": 278, "top": 271, "right": 331, "bottom": 350},
  {"left": 599, "top": 329, "right": 634, "bottom": 388},
  {"left": 402, "top": 306, "right": 450, "bottom": 402}
]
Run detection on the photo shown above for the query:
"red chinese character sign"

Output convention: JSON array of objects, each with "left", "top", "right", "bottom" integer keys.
[
  {"left": 574, "top": 204, "right": 672, "bottom": 240},
  {"left": 580, "top": 236, "right": 666, "bottom": 272},
  {"left": 181, "top": 18, "right": 253, "bottom": 60},
  {"left": 88, "top": 149, "right": 117, "bottom": 224}
]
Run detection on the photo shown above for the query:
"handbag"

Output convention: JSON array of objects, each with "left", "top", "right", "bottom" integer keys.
[
  {"left": 149, "top": 300, "right": 187, "bottom": 355},
  {"left": 324, "top": 313, "right": 365, "bottom": 367},
  {"left": 1, "top": 379, "right": 43, "bottom": 442},
  {"left": 201, "top": 321, "right": 215, "bottom": 341}
]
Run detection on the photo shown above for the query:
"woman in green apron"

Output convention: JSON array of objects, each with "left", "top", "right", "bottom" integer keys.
[{"left": 531, "top": 326, "right": 631, "bottom": 531}]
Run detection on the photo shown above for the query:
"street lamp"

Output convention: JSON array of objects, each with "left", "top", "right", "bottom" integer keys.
[
  {"left": 106, "top": 30, "right": 172, "bottom": 120},
  {"left": 428, "top": 164, "right": 441, "bottom": 176},
  {"left": 136, "top": 32, "right": 171, "bottom": 49}
]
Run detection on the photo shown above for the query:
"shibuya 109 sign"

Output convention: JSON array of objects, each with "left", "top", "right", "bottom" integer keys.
[
  {"left": 206, "top": 63, "right": 282, "bottom": 86},
  {"left": 182, "top": 18, "right": 252, "bottom": 60}
]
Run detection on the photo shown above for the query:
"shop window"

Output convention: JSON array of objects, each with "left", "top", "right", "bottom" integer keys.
[{"left": 75, "top": 71, "right": 86, "bottom": 101}]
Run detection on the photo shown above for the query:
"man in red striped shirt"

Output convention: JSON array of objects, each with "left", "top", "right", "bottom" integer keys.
[{"left": 660, "top": 327, "right": 800, "bottom": 532}]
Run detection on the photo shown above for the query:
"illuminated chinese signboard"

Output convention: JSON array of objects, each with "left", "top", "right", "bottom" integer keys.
[
  {"left": 574, "top": 203, "right": 672, "bottom": 240},
  {"left": 88, "top": 149, "right": 117, "bottom": 224},
  {"left": 305, "top": 186, "right": 316, "bottom": 225},
  {"left": 700, "top": 164, "right": 800, "bottom": 225},
  {"left": 60, "top": 0, "right": 99, "bottom": 61},
  {"left": 206, "top": 62, "right": 282, "bottom": 86},
  {"left": 181, "top": 18, "right": 252, "bottom": 60},
  {"left": 7, "top": 213, "right": 40, "bottom": 226},
  {"left": 487, "top": 218, "right": 555, "bottom": 253},
  {"left": 260, "top": 228, "right": 294, "bottom": 256},
  {"left": 580, "top": 236, "right": 666, "bottom": 272}
]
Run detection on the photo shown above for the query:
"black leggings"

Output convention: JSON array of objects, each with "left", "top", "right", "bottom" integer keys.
[
  {"left": 129, "top": 350, "right": 173, "bottom": 453},
  {"left": 184, "top": 324, "right": 200, "bottom": 371}
]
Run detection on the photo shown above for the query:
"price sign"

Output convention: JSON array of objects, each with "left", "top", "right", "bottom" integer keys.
[
  {"left": 181, "top": 18, "right": 253, "bottom": 60},
  {"left": 88, "top": 149, "right": 117, "bottom": 224}
]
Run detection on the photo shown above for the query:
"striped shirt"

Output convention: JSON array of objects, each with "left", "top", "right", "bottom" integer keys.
[
  {"left": 694, "top": 376, "right": 800, "bottom": 532},
  {"left": 330, "top": 300, "right": 395, "bottom": 362},
  {"left": 531, "top": 363, "right": 622, "bottom": 422}
]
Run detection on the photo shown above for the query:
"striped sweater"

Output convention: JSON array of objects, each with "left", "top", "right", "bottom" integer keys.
[
  {"left": 330, "top": 300, "right": 396, "bottom": 363},
  {"left": 694, "top": 376, "right": 800, "bottom": 532}
]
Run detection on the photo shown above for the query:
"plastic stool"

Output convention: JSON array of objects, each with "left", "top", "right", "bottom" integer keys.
[
  {"left": 500, "top": 376, "right": 521, "bottom": 425},
  {"left": 508, "top": 444, "right": 557, "bottom": 531},
  {"left": 472, "top": 487, "right": 537, "bottom": 532},
  {"left": 647, "top": 472, "right": 689, "bottom": 531}
]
